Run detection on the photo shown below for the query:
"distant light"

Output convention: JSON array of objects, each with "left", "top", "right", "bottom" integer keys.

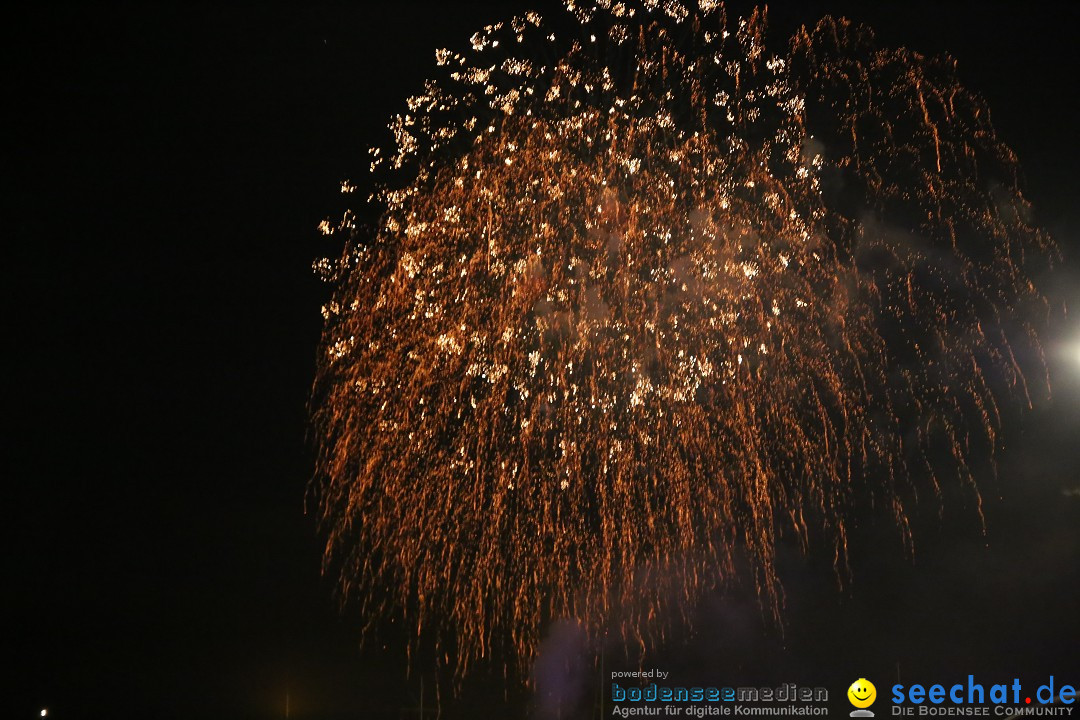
[
  {"left": 1058, "top": 333, "right": 1080, "bottom": 373},
  {"left": 41, "top": 711, "right": 48, "bottom": 718}
]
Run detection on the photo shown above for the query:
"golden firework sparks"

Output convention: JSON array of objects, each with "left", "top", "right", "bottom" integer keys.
[{"left": 311, "top": 0, "right": 1054, "bottom": 681}]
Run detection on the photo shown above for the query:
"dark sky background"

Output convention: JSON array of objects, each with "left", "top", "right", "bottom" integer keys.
[{"left": 6, "top": 2, "right": 1079, "bottom": 719}]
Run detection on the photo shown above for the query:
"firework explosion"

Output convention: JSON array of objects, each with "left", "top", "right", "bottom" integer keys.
[{"left": 311, "top": 0, "right": 1053, "bottom": 679}]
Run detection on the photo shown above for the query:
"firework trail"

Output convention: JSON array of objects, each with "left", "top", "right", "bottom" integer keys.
[{"left": 311, "top": 0, "right": 1054, "bottom": 679}]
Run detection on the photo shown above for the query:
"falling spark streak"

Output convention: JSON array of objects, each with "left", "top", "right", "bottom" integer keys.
[{"left": 311, "top": 0, "right": 1055, "bottom": 681}]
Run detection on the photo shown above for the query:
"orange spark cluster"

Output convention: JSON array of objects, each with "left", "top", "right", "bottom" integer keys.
[{"left": 311, "top": 0, "right": 1054, "bottom": 681}]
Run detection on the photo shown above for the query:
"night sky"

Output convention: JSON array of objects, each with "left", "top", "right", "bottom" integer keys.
[{"left": 7, "top": 3, "right": 1079, "bottom": 719}]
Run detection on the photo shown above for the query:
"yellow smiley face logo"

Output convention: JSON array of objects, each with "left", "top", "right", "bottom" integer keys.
[{"left": 848, "top": 678, "right": 877, "bottom": 708}]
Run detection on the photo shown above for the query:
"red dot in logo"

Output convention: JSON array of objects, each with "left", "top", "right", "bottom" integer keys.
[{"left": 1026, "top": 698, "right": 1032, "bottom": 705}]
